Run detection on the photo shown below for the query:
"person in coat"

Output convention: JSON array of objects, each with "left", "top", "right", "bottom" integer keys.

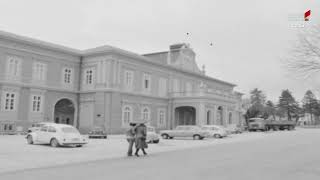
[
  {"left": 126, "top": 123, "right": 136, "bottom": 156},
  {"left": 134, "top": 123, "right": 148, "bottom": 156}
]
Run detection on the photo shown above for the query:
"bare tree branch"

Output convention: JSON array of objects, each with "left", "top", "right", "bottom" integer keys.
[{"left": 283, "top": 23, "right": 320, "bottom": 79}]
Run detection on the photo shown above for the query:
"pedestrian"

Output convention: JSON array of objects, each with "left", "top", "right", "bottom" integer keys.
[
  {"left": 134, "top": 123, "right": 148, "bottom": 157},
  {"left": 126, "top": 123, "right": 136, "bottom": 156}
]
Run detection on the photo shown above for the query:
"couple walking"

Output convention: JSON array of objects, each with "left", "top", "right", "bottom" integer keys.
[{"left": 126, "top": 122, "right": 148, "bottom": 157}]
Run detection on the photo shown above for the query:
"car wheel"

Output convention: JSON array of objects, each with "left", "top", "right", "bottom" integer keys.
[
  {"left": 214, "top": 134, "right": 222, "bottom": 138},
  {"left": 193, "top": 134, "right": 201, "bottom": 140},
  {"left": 161, "top": 134, "right": 169, "bottom": 139},
  {"left": 50, "top": 138, "right": 59, "bottom": 147},
  {"left": 27, "top": 135, "right": 33, "bottom": 144},
  {"left": 76, "top": 145, "right": 83, "bottom": 147},
  {"left": 104, "top": 136, "right": 107, "bottom": 139},
  {"left": 153, "top": 139, "right": 160, "bottom": 144}
]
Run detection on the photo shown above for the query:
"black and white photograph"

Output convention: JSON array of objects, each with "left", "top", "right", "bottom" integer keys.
[{"left": 0, "top": 0, "right": 319, "bottom": 179}]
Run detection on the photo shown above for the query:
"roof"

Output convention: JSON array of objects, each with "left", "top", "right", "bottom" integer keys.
[
  {"left": 0, "top": 30, "right": 81, "bottom": 55},
  {"left": 0, "top": 30, "right": 236, "bottom": 87}
]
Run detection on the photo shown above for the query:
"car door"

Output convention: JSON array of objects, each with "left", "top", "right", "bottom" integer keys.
[
  {"left": 173, "top": 126, "right": 184, "bottom": 137},
  {"left": 46, "top": 126, "right": 57, "bottom": 143},
  {"left": 183, "top": 127, "right": 193, "bottom": 137},
  {"left": 37, "top": 126, "right": 48, "bottom": 143}
]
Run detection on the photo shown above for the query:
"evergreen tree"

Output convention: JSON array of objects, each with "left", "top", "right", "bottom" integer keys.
[
  {"left": 302, "top": 90, "right": 319, "bottom": 124},
  {"left": 265, "top": 100, "right": 276, "bottom": 120},
  {"left": 250, "top": 88, "right": 266, "bottom": 107},
  {"left": 278, "top": 89, "right": 300, "bottom": 121},
  {"left": 245, "top": 88, "right": 267, "bottom": 122}
]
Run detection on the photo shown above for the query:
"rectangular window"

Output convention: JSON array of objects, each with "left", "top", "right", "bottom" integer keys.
[
  {"left": 31, "top": 95, "right": 42, "bottom": 112},
  {"left": 159, "top": 78, "right": 168, "bottom": 97},
  {"left": 173, "top": 79, "right": 180, "bottom": 92},
  {"left": 186, "top": 82, "right": 193, "bottom": 96},
  {"left": 63, "top": 68, "right": 73, "bottom": 84},
  {"left": 143, "top": 73, "right": 151, "bottom": 92},
  {"left": 6, "top": 56, "right": 21, "bottom": 79},
  {"left": 124, "top": 70, "right": 134, "bottom": 89},
  {"left": 33, "top": 62, "right": 47, "bottom": 81},
  {"left": 85, "top": 69, "right": 94, "bottom": 85},
  {"left": 3, "top": 92, "right": 17, "bottom": 111}
]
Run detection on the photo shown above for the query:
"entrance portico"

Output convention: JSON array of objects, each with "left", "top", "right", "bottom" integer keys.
[{"left": 175, "top": 106, "right": 196, "bottom": 125}]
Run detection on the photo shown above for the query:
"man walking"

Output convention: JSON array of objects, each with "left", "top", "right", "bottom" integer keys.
[{"left": 126, "top": 123, "right": 136, "bottom": 156}]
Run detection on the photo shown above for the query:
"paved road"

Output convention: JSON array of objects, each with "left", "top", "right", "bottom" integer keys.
[{"left": 1, "top": 129, "right": 320, "bottom": 180}]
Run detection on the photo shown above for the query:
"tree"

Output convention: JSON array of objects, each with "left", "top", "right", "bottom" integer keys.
[
  {"left": 284, "top": 24, "right": 320, "bottom": 78},
  {"left": 250, "top": 88, "right": 266, "bottom": 107},
  {"left": 244, "top": 88, "right": 267, "bottom": 123},
  {"left": 278, "top": 89, "right": 300, "bottom": 121},
  {"left": 265, "top": 100, "right": 277, "bottom": 120},
  {"left": 302, "top": 90, "right": 319, "bottom": 124},
  {"left": 302, "top": 90, "right": 317, "bottom": 121}
]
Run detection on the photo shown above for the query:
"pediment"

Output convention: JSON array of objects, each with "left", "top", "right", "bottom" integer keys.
[{"left": 171, "top": 48, "right": 201, "bottom": 73}]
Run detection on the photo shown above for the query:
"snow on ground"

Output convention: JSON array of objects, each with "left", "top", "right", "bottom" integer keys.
[{"left": 0, "top": 129, "right": 304, "bottom": 174}]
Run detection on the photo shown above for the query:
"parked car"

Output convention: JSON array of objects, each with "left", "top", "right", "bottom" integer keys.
[
  {"left": 160, "top": 125, "right": 210, "bottom": 140},
  {"left": 27, "top": 122, "right": 55, "bottom": 133},
  {"left": 201, "top": 125, "right": 228, "bottom": 138},
  {"left": 146, "top": 126, "right": 160, "bottom": 143},
  {"left": 26, "top": 124, "right": 88, "bottom": 147},
  {"left": 225, "top": 124, "right": 243, "bottom": 134},
  {"left": 88, "top": 127, "right": 107, "bottom": 139}
]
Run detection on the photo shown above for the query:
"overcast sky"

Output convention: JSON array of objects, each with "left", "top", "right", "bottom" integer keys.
[{"left": 0, "top": 0, "right": 319, "bottom": 102}]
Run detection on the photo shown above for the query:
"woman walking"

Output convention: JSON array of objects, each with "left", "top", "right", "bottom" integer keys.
[{"left": 134, "top": 123, "right": 148, "bottom": 157}]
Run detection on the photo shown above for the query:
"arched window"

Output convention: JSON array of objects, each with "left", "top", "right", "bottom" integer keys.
[
  {"left": 158, "top": 109, "right": 166, "bottom": 127},
  {"left": 217, "top": 106, "right": 223, "bottom": 125},
  {"left": 228, "top": 112, "right": 232, "bottom": 124},
  {"left": 207, "top": 110, "right": 211, "bottom": 125},
  {"left": 122, "top": 105, "right": 132, "bottom": 126},
  {"left": 142, "top": 107, "right": 150, "bottom": 121}
]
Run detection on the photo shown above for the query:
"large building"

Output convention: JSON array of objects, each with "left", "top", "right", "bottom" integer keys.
[{"left": 0, "top": 30, "right": 243, "bottom": 134}]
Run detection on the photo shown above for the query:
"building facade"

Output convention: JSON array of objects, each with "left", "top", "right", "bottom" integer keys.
[{"left": 0, "top": 31, "right": 243, "bottom": 134}]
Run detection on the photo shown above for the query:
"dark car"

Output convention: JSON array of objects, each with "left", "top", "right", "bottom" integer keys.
[{"left": 88, "top": 127, "right": 107, "bottom": 139}]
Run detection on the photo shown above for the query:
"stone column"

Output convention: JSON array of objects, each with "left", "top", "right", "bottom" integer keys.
[
  {"left": 197, "top": 103, "right": 206, "bottom": 126},
  {"left": 213, "top": 105, "right": 217, "bottom": 125},
  {"left": 223, "top": 106, "right": 228, "bottom": 126},
  {"left": 210, "top": 108, "right": 214, "bottom": 125},
  {"left": 168, "top": 101, "right": 173, "bottom": 129}
]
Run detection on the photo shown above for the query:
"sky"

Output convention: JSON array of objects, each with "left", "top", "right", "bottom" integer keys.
[{"left": 0, "top": 0, "right": 319, "bottom": 102}]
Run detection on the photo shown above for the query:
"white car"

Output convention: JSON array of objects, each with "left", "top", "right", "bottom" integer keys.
[
  {"left": 160, "top": 125, "right": 210, "bottom": 140},
  {"left": 26, "top": 124, "right": 88, "bottom": 147},
  {"left": 27, "top": 122, "right": 55, "bottom": 133},
  {"left": 146, "top": 126, "right": 160, "bottom": 143},
  {"left": 225, "top": 124, "right": 243, "bottom": 134},
  {"left": 201, "top": 125, "right": 228, "bottom": 138}
]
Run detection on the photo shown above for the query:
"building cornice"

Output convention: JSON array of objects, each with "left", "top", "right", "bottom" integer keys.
[{"left": 0, "top": 30, "right": 236, "bottom": 87}]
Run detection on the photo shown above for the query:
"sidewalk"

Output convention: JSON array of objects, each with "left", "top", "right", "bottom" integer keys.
[{"left": 0, "top": 131, "right": 288, "bottom": 174}]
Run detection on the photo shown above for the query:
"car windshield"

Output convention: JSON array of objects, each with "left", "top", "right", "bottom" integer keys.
[{"left": 62, "top": 127, "right": 79, "bottom": 134}]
